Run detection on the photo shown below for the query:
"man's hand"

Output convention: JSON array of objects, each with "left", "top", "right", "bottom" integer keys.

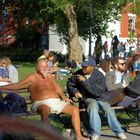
[
  {"left": 122, "top": 83, "right": 127, "bottom": 88},
  {"left": 77, "top": 74, "right": 86, "bottom": 82},
  {"left": 75, "top": 92, "right": 83, "bottom": 98},
  {"left": 61, "top": 96, "right": 72, "bottom": 103}
]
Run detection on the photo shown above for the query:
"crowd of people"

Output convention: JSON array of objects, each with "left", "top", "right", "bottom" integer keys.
[
  {"left": 101, "top": 36, "right": 140, "bottom": 61},
  {"left": 0, "top": 47, "right": 140, "bottom": 140}
]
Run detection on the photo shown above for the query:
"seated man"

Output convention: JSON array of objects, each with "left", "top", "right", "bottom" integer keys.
[
  {"left": 0, "top": 58, "right": 88, "bottom": 140},
  {"left": 67, "top": 56, "right": 126, "bottom": 140},
  {"left": 105, "top": 57, "right": 139, "bottom": 107}
]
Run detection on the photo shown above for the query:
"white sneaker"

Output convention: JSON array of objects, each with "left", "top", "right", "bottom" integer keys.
[
  {"left": 91, "top": 135, "right": 99, "bottom": 140},
  {"left": 117, "top": 133, "right": 127, "bottom": 139}
]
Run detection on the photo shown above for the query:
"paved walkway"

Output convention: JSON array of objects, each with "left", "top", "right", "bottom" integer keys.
[
  {"left": 63, "top": 126, "right": 140, "bottom": 140},
  {"left": 100, "top": 126, "right": 140, "bottom": 140}
]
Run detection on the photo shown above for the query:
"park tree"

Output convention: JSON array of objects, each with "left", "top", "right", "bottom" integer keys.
[
  {"left": 0, "top": 0, "right": 42, "bottom": 49},
  {"left": 0, "top": 0, "right": 127, "bottom": 62},
  {"left": 35, "top": 0, "right": 127, "bottom": 62}
]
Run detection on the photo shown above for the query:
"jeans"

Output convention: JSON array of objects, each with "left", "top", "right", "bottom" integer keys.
[{"left": 85, "top": 98, "right": 124, "bottom": 136}]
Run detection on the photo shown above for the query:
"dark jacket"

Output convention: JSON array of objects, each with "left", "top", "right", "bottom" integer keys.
[{"left": 67, "top": 69, "right": 110, "bottom": 102}]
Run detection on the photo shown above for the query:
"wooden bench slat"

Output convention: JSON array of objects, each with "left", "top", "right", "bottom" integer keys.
[
  {"left": 0, "top": 89, "right": 28, "bottom": 94},
  {"left": 12, "top": 111, "right": 38, "bottom": 116},
  {"left": 111, "top": 106, "right": 125, "bottom": 109}
]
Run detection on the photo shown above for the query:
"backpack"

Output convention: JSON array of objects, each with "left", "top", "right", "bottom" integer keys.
[{"left": 3, "top": 93, "right": 27, "bottom": 114}]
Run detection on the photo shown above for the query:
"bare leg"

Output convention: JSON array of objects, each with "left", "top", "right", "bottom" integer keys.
[
  {"left": 37, "top": 104, "right": 50, "bottom": 123},
  {"left": 62, "top": 104, "right": 89, "bottom": 140}
]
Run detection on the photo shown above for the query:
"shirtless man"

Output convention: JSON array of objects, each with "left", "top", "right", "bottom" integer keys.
[{"left": 0, "top": 58, "right": 88, "bottom": 140}]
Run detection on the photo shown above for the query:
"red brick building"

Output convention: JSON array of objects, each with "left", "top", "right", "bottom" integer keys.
[{"left": 119, "top": 3, "right": 140, "bottom": 39}]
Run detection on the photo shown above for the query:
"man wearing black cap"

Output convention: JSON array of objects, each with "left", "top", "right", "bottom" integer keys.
[{"left": 67, "top": 56, "right": 126, "bottom": 140}]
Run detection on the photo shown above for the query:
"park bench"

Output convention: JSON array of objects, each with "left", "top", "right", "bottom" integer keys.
[
  {"left": 0, "top": 89, "right": 139, "bottom": 134},
  {"left": 0, "top": 89, "right": 72, "bottom": 130}
]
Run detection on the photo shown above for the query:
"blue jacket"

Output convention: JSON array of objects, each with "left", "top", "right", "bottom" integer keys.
[{"left": 67, "top": 69, "right": 110, "bottom": 102}]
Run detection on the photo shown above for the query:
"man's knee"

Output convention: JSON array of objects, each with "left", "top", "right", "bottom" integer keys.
[
  {"left": 87, "top": 100, "right": 97, "bottom": 111},
  {"left": 101, "top": 102, "right": 112, "bottom": 111},
  {"left": 73, "top": 106, "right": 79, "bottom": 114},
  {"left": 102, "top": 104, "right": 114, "bottom": 114},
  {"left": 68, "top": 105, "right": 79, "bottom": 116},
  {"left": 62, "top": 104, "right": 79, "bottom": 116},
  {"left": 37, "top": 104, "right": 50, "bottom": 114},
  {"left": 70, "top": 105, "right": 80, "bottom": 116}
]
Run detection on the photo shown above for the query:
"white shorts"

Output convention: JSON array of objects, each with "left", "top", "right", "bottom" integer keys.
[{"left": 32, "top": 98, "right": 69, "bottom": 114}]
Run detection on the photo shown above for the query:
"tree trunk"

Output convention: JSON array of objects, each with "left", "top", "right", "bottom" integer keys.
[{"left": 65, "top": 4, "right": 83, "bottom": 63}]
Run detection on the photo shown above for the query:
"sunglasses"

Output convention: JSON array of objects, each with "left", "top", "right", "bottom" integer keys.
[
  {"left": 119, "top": 62, "right": 125, "bottom": 66},
  {"left": 82, "top": 66, "right": 88, "bottom": 69}
]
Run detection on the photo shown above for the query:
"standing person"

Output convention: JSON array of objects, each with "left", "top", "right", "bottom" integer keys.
[
  {"left": 111, "top": 35, "right": 119, "bottom": 58},
  {"left": 117, "top": 42, "right": 125, "bottom": 58},
  {"left": 67, "top": 56, "right": 126, "bottom": 140},
  {"left": 0, "top": 58, "right": 88, "bottom": 140},
  {"left": 103, "top": 41, "right": 108, "bottom": 59},
  {"left": 94, "top": 35, "right": 102, "bottom": 64},
  {"left": 130, "top": 40, "right": 137, "bottom": 54},
  {"left": 0, "top": 56, "right": 18, "bottom": 83},
  {"left": 124, "top": 40, "right": 130, "bottom": 59}
]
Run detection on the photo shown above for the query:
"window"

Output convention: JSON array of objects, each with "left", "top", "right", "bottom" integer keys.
[{"left": 128, "top": 14, "right": 136, "bottom": 32}]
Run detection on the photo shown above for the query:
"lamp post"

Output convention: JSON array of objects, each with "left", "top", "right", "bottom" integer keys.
[{"left": 89, "top": 0, "right": 93, "bottom": 56}]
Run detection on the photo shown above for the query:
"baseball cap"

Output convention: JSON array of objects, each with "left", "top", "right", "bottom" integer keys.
[{"left": 81, "top": 56, "right": 96, "bottom": 67}]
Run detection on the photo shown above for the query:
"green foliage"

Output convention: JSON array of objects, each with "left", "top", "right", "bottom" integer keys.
[
  {"left": 126, "top": 0, "right": 140, "bottom": 14},
  {"left": 2, "top": 0, "right": 127, "bottom": 43},
  {"left": 128, "top": 31, "right": 135, "bottom": 41},
  {"left": 0, "top": 0, "right": 128, "bottom": 58},
  {"left": 38, "top": 0, "right": 128, "bottom": 41}
]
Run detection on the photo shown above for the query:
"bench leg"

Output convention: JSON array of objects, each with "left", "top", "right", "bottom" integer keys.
[{"left": 122, "top": 126, "right": 129, "bottom": 132}]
